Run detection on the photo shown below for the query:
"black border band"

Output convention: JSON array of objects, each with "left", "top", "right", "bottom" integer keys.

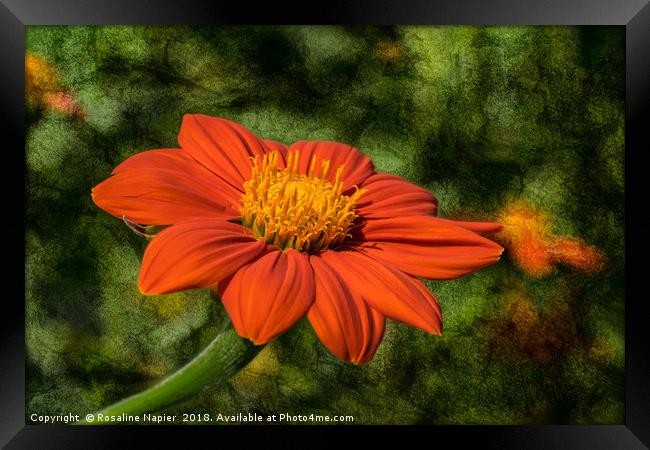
[{"left": 4, "top": 1, "right": 649, "bottom": 447}]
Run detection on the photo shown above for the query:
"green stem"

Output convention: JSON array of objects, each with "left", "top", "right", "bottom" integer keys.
[{"left": 78, "top": 321, "right": 263, "bottom": 424}]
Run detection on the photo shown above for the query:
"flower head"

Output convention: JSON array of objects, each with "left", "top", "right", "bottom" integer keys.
[
  {"left": 92, "top": 114, "right": 504, "bottom": 364},
  {"left": 239, "top": 150, "right": 365, "bottom": 253}
]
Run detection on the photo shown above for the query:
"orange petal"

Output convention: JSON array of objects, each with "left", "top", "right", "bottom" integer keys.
[
  {"left": 290, "top": 140, "right": 375, "bottom": 189},
  {"left": 354, "top": 216, "right": 504, "bottom": 280},
  {"left": 114, "top": 148, "right": 243, "bottom": 207},
  {"left": 434, "top": 217, "right": 503, "bottom": 235},
  {"left": 356, "top": 173, "right": 438, "bottom": 219},
  {"left": 92, "top": 149, "right": 239, "bottom": 225},
  {"left": 219, "top": 249, "right": 315, "bottom": 344},
  {"left": 320, "top": 249, "right": 442, "bottom": 334},
  {"left": 138, "top": 220, "right": 266, "bottom": 295},
  {"left": 261, "top": 138, "right": 289, "bottom": 156},
  {"left": 178, "top": 114, "right": 284, "bottom": 189},
  {"left": 308, "top": 255, "right": 385, "bottom": 364}
]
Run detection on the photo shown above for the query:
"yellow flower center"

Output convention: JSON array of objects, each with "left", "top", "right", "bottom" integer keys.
[{"left": 240, "top": 150, "right": 365, "bottom": 253}]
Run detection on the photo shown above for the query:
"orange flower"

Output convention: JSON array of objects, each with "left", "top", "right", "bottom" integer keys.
[
  {"left": 92, "top": 115, "right": 503, "bottom": 364},
  {"left": 495, "top": 200, "right": 605, "bottom": 278}
]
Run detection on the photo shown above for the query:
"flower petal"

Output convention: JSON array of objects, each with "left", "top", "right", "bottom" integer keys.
[
  {"left": 112, "top": 148, "right": 194, "bottom": 174},
  {"left": 262, "top": 138, "right": 289, "bottom": 156},
  {"left": 138, "top": 220, "right": 266, "bottom": 295},
  {"left": 112, "top": 148, "right": 250, "bottom": 206},
  {"left": 353, "top": 216, "right": 504, "bottom": 280},
  {"left": 92, "top": 149, "right": 240, "bottom": 225},
  {"left": 433, "top": 217, "right": 503, "bottom": 235},
  {"left": 356, "top": 173, "right": 438, "bottom": 219},
  {"left": 308, "top": 255, "right": 385, "bottom": 365},
  {"left": 219, "top": 249, "right": 315, "bottom": 345},
  {"left": 319, "top": 249, "right": 442, "bottom": 334},
  {"left": 178, "top": 114, "right": 283, "bottom": 189},
  {"left": 289, "top": 140, "right": 375, "bottom": 189}
]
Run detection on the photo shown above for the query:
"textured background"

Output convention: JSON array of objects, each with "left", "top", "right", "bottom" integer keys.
[{"left": 25, "top": 26, "right": 624, "bottom": 424}]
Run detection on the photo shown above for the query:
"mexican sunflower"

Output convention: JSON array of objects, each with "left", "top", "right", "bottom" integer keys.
[{"left": 92, "top": 114, "right": 504, "bottom": 364}]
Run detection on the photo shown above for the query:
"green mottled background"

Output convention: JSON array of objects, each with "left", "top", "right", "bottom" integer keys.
[{"left": 26, "top": 26, "right": 624, "bottom": 424}]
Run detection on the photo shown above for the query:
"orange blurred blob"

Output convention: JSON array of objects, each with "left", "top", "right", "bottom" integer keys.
[
  {"left": 495, "top": 200, "right": 605, "bottom": 277},
  {"left": 43, "top": 92, "right": 84, "bottom": 117},
  {"left": 25, "top": 53, "right": 85, "bottom": 118},
  {"left": 376, "top": 40, "right": 405, "bottom": 63},
  {"left": 491, "top": 282, "right": 579, "bottom": 365}
]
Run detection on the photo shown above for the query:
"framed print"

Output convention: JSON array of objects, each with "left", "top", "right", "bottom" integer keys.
[{"left": 2, "top": 0, "right": 649, "bottom": 447}]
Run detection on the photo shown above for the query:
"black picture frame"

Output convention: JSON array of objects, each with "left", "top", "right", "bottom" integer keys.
[{"left": 3, "top": 1, "right": 649, "bottom": 447}]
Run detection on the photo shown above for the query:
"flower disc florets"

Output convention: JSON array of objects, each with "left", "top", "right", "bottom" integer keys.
[{"left": 240, "top": 151, "right": 365, "bottom": 253}]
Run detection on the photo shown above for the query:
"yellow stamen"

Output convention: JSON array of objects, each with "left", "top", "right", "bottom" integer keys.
[{"left": 240, "top": 150, "right": 366, "bottom": 253}]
